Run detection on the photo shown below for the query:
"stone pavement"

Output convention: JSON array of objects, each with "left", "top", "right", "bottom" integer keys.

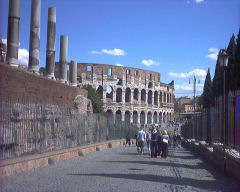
[{"left": 1, "top": 145, "right": 240, "bottom": 192}]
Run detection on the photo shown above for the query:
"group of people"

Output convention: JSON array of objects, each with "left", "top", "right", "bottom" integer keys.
[{"left": 127, "top": 125, "right": 181, "bottom": 159}]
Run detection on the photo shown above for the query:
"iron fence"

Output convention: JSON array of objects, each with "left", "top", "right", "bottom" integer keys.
[
  {"left": 181, "top": 90, "right": 240, "bottom": 150},
  {"left": 0, "top": 98, "right": 137, "bottom": 160}
]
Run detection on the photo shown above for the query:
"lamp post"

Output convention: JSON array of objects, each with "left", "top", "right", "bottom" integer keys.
[{"left": 218, "top": 49, "right": 229, "bottom": 175}]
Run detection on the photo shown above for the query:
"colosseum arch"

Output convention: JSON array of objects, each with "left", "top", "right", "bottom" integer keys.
[
  {"left": 133, "top": 88, "right": 139, "bottom": 101},
  {"left": 159, "top": 92, "right": 162, "bottom": 104},
  {"left": 147, "top": 111, "right": 152, "bottom": 124},
  {"left": 148, "top": 90, "right": 152, "bottom": 104},
  {"left": 116, "top": 88, "right": 122, "bottom": 102},
  {"left": 116, "top": 110, "right": 122, "bottom": 122},
  {"left": 106, "top": 85, "right": 113, "bottom": 101},
  {"left": 159, "top": 112, "right": 162, "bottom": 124},
  {"left": 166, "top": 112, "right": 169, "bottom": 122},
  {"left": 125, "top": 111, "right": 131, "bottom": 124},
  {"left": 96, "top": 85, "right": 103, "bottom": 99},
  {"left": 154, "top": 91, "right": 158, "bottom": 106},
  {"left": 133, "top": 111, "right": 138, "bottom": 124},
  {"left": 169, "top": 113, "right": 172, "bottom": 121},
  {"left": 167, "top": 94, "right": 169, "bottom": 103},
  {"left": 125, "top": 87, "right": 131, "bottom": 102},
  {"left": 163, "top": 92, "right": 166, "bottom": 103},
  {"left": 163, "top": 112, "right": 166, "bottom": 123},
  {"left": 148, "top": 82, "right": 153, "bottom": 88},
  {"left": 153, "top": 111, "right": 158, "bottom": 124},
  {"left": 141, "top": 89, "right": 146, "bottom": 102},
  {"left": 140, "top": 111, "right": 145, "bottom": 125}
]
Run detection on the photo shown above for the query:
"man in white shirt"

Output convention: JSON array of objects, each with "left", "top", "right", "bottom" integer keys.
[{"left": 137, "top": 127, "right": 146, "bottom": 155}]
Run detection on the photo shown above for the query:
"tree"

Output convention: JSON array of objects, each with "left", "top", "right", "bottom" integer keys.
[
  {"left": 236, "top": 29, "right": 240, "bottom": 90},
  {"left": 212, "top": 56, "right": 223, "bottom": 98},
  {"left": 226, "top": 34, "right": 237, "bottom": 92},
  {"left": 202, "top": 68, "right": 213, "bottom": 108},
  {"left": 82, "top": 84, "right": 104, "bottom": 114}
]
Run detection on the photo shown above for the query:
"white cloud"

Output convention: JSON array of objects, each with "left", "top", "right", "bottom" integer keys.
[
  {"left": 18, "top": 48, "right": 29, "bottom": 66},
  {"left": 115, "top": 63, "right": 123, "bottom": 66},
  {"left": 141, "top": 59, "right": 160, "bottom": 67},
  {"left": 206, "top": 47, "right": 219, "bottom": 61},
  {"left": 2, "top": 38, "right": 29, "bottom": 66},
  {"left": 174, "top": 83, "right": 204, "bottom": 97},
  {"left": 2, "top": 38, "right": 7, "bottom": 45},
  {"left": 195, "top": 0, "right": 204, "bottom": 3},
  {"left": 168, "top": 69, "right": 206, "bottom": 80},
  {"left": 91, "top": 48, "right": 126, "bottom": 56},
  {"left": 91, "top": 50, "right": 102, "bottom": 55}
]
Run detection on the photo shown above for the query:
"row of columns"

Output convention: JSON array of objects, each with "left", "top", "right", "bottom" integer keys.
[
  {"left": 108, "top": 110, "right": 173, "bottom": 125},
  {"left": 101, "top": 88, "right": 173, "bottom": 106},
  {"left": 6, "top": 0, "right": 77, "bottom": 86}
]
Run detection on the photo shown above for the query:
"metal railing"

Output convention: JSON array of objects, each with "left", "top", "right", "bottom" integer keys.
[
  {"left": 0, "top": 98, "right": 137, "bottom": 160},
  {"left": 181, "top": 91, "right": 240, "bottom": 150}
]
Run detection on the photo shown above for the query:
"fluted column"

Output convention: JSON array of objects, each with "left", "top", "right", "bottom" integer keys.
[
  {"left": 45, "top": 7, "right": 56, "bottom": 79},
  {"left": 69, "top": 60, "right": 77, "bottom": 86},
  {"left": 28, "top": 0, "right": 41, "bottom": 73},
  {"left": 59, "top": 35, "right": 68, "bottom": 83},
  {"left": 6, "top": 0, "right": 20, "bottom": 67}
]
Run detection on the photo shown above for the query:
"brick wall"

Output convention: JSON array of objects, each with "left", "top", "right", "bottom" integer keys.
[{"left": 0, "top": 63, "right": 87, "bottom": 106}]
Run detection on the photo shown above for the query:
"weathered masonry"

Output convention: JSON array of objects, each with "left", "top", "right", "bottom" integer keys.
[{"left": 76, "top": 63, "right": 174, "bottom": 125}]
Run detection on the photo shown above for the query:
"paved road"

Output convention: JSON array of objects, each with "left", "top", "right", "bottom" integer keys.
[{"left": 1, "top": 145, "right": 240, "bottom": 192}]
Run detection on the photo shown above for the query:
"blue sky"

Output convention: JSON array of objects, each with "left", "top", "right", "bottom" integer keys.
[{"left": 0, "top": 0, "right": 239, "bottom": 97}]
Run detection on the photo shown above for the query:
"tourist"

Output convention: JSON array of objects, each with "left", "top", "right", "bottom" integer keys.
[
  {"left": 173, "top": 131, "right": 177, "bottom": 148},
  {"left": 157, "top": 131, "right": 163, "bottom": 156},
  {"left": 151, "top": 126, "right": 158, "bottom": 158},
  {"left": 137, "top": 126, "right": 146, "bottom": 155},
  {"left": 125, "top": 133, "right": 131, "bottom": 147},
  {"left": 146, "top": 127, "right": 152, "bottom": 156},
  {"left": 161, "top": 130, "right": 169, "bottom": 158}
]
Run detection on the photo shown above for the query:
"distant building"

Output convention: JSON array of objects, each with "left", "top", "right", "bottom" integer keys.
[{"left": 175, "top": 96, "right": 200, "bottom": 113}]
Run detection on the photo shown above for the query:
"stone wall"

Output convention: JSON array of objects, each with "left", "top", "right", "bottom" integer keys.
[{"left": 0, "top": 63, "right": 87, "bottom": 106}]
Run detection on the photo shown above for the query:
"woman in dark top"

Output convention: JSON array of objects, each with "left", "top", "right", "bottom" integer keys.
[{"left": 157, "top": 131, "right": 163, "bottom": 156}]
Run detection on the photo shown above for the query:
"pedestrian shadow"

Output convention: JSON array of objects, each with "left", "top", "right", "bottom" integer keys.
[
  {"left": 99, "top": 160, "right": 205, "bottom": 170},
  {"left": 67, "top": 173, "right": 240, "bottom": 191}
]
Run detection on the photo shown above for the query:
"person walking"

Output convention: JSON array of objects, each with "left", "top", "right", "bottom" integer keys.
[
  {"left": 137, "top": 127, "right": 146, "bottom": 155},
  {"left": 125, "top": 133, "right": 131, "bottom": 147},
  {"left": 157, "top": 131, "right": 163, "bottom": 156},
  {"left": 173, "top": 131, "right": 177, "bottom": 148},
  {"left": 161, "top": 130, "right": 169, "bottom": 158},
  {"left": 146, "top": 127, "right": 152, "bottom": 156},
  {"left": 151, "top": 126, "right": 158, "bottom": 158}
]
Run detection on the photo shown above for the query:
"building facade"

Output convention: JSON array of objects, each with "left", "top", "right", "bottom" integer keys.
[{"left": 75, "top": 63, "right": 174, "bottom": 126}]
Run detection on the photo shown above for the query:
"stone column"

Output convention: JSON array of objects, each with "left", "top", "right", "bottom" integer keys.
[
  {"left": 146, "top": 91, "right": 148, "bottom": 105},
  {"left": 137, "top": 112, "right": 140, "bottom": 124},
  {"left": 59, "top": 35, "right": 68, "bottom": 83},
  {"left": 112, "top": 89, "right": 116, "bottom": 103},
  {"left": 130, "top": 112, "right": 133, "bottom": 123},
  {"left": 6, "top": 0, "right": 20, "bottom": 67},
  {"left": 28, "top": 0, "right": 41, "bottom": 73},
  {"left": 121, "top": 111, "right": 125, "bottom": 121},
  {"left": 102, "top": 89, "right": 106, "bottom": 103},
  {"left": 45, "top": 7, "right": 56, "bottom": 79},
  {"left": 131, "top": 89, "right": 134, "bottom": 103},
  {"left": 122, "top": 90, "right": 125, "bottom": 104},
  {"left": 69, "top": 60, "right": 77, "bottom": 86}
]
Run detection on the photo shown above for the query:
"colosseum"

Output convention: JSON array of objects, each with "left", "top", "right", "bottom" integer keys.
[{"left": 74, "top": 63, "right": 174, "bottom": 126}]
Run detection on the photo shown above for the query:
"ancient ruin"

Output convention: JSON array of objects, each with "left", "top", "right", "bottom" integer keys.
[{"left": 75, "top": 63, "right": 174, "bottom": 125}]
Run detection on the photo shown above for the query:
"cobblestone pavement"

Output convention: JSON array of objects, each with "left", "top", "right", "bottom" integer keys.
[{"left": 1, "top": 145, "right": 240, "bottom": 192}]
